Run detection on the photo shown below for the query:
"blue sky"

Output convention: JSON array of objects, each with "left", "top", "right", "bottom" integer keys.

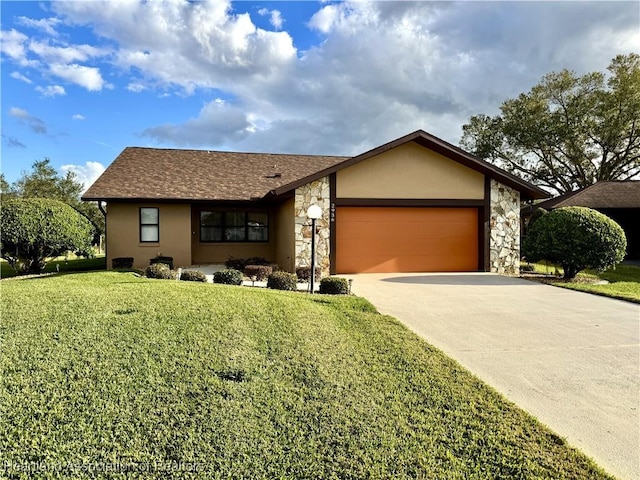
[{"left": 2, "top": 1, "right": 638, "bottom": 190}]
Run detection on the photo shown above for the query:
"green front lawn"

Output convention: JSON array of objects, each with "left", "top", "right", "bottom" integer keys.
[
  {"left": 1, "top": 256, "right": 106, "bottom": 278},
  {"left": 1, "top": 272, "right": 612, "bottom": 479},
  {"left": 522, "top": 261, "right": 640, "bottom": 304}
]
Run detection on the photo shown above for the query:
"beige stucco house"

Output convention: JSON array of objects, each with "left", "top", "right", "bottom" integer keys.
[{"left": 82, "top": 130, "right": 548, "bottom": 275}]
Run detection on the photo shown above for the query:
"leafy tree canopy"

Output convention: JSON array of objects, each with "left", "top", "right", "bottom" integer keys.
[
  {"left": 461, "top": 53, "right": 640, "bottom": 194},
  {"left": 1, "top": 198, "right": 95, "bottom": 274},
  {"left": 3, "top": 159, "right": 104, "bottom": 236},
  {"left": 522, "top": 207, "right": 626, "bottom": 279}
]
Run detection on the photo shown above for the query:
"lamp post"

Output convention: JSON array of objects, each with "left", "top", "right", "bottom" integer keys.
[{"left": 307, "top": 204, "right": 322, "bottom": 294}]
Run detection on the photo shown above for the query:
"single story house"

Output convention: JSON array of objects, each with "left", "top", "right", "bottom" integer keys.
[
  {"left": 82, "top": 130, "right": 548, "bottom": 275},
  {"left": 527, "top": 181, "right": 640, "bottom": 259}
]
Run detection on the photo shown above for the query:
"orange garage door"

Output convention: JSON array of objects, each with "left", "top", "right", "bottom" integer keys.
[{"left": 336, "top": 207, "right": 479, "bottom": 273}]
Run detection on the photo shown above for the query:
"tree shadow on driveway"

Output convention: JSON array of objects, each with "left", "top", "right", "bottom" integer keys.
[{"left": 380, "top": 274, "right": 537, "bottom": 286}]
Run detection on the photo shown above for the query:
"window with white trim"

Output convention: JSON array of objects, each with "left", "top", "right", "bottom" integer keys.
[{"left": 140, "top": 207, "right": 159, "bottom": 242}]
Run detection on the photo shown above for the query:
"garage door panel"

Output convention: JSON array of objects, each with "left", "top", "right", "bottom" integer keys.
[
  {"left": 342, "top": 237, "right": 474, "bottom": 257},
  {"left": 336, "top": 207, "right": 479, "bottom": 273},
  {"left": 339, "top": 222, "right": 474, "bottom": 240}
]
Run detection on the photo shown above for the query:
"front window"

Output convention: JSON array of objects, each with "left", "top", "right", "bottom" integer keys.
[
  {"left": 140, "top": 207, "right": 159, "bottom": 242},
  {"left": 200, "top": 211, "right": 269, "bottom": 242}
]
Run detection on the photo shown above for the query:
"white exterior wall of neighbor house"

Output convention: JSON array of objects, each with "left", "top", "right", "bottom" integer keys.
[
  {"left": 294, "top": 177, "right": 331, "bottom": 275},
  {"left": 490, "top": 179, "right": 521, "bottom": 274}
]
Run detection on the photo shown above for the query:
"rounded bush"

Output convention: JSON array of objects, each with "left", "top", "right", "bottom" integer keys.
[
  {"left": 180, "top": 270, "right": 208, "bottom": 282},
  {"left": 1, "top": 198, "right": 95, "bottom": 274},
  {"left": 245, "top": 256, "right": 270, "bottom": 266},
  {"left": 523, "top": 206, "right": 626, "bottom": 279},
  {"left": 213, "top": 269, "right": 243, "bottom": 285},
  {"left": 244, "top": 265, "right": 272, "bottom": 281},
  {"left": 150, "top": 256, "right": 174, "bottom": 269},
  {"left": 112, "top": 257, "right": 134, "bottom": 269},
  {"left": 319, "top": 277, "right": 350, "bottom": 295},
  {"left": 295, "top": 266, "right": 322, "bottom": 283},
  {"left": 267, "top": 271, "right": 297, "bottom": 291},
  {"left": 225, "top": 258, "right": 245, "bottom": 271},
  {"left": 145, "top": 263, "right": 174, "bottom": 279},
  {"left": 528, "top": 207, "right": 548, "bottom": 227}
]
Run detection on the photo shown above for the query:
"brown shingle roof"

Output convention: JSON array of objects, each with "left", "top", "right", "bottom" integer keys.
[
  {"left": 82, "top": 147, "right": 348, "bottom": 201},
  {"left": 536, "top": 181, "right": 640, "bottom": 209},
  {"left": 82, "top": 130, "right": 549, "bottom": 202}
]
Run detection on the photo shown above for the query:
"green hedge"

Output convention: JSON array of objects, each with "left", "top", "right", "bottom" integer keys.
[{"left": 213, "top": 269, "right": 243, "bottom": 285}]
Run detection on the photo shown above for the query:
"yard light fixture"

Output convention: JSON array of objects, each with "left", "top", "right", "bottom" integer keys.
[{"left": 307, "top": 205, "right": 322, "bottom": 294}]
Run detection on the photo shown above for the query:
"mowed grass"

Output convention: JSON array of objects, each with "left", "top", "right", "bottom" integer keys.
[
  {"left": 523, "top": 261, "right": 640, "bottom": 303},
  {"left": 0, "top": 256, "right": 106, "bottom": 278},
  {"left": 1, "top": 272, "right": 612, "bottom": 479}
]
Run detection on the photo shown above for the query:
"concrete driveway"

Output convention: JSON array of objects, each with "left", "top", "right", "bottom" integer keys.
[{"left": 345, "top": 273, "right": 640, "bottom": 480}]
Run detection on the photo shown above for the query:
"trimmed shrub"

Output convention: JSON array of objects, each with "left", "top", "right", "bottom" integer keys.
[
  {"left": 245, "top": 256, "right": 270, "bottom": 266},
  {"left": 225, "top": 257, "right": 247, "bottom": 271},
  {"left": 528, "top": 207, "right": 548, "bottom": 227},
  {"left": 145, "top": 263, "right": 175, "bottom": 280},
  {"left": 520, "top": 264, "right": 535, "bottom": 273},
  {"left": 244, "top": 265, "right": 273, "bottom": 281},
  {"left": 269, "top": 263, "right": 282, "bottom": 272},
  {"left": 180, "top": 270, "right": 208, "bottom": 282},
  {"left": 150, "top": 256, "right": 174, "bottom": 269},
  {"left": 213, "top": 269, "right": 243, "bottom": 285},
  {"left": 296, "top": 266, "right": 322, "bottom": 282},
  {"left": 1, "top": 198, "right": 95, "bottom": 274},
  {"left": 319, "top": 277, "right": 350, "bottom": 295},
  {"left": 225, "top": 256, "right": 271, "bottom": 270},
  {"left": 267, "top": 271, "right": 298, "bottom": 291},
  {"left": 523, "top": 206, "right": 627, "bottom": 279},
  {"left": 112, "top": 257, "right": 134, "bottom": 269}
]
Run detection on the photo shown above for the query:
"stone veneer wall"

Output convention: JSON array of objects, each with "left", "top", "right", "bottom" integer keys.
[
  {"left": 490, "top": 179, "right": 521, "bottom": 275},
  {"left": 294, "top": 177, "right": 330, "bottom": 275}
]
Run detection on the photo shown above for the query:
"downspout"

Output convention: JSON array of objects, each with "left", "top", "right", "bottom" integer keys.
[{"left": 98, "top": 201, "right": 107, "bottom": 265}]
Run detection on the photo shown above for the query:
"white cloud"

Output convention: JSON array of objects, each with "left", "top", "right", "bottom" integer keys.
[
  {"left": 45, "top": 0, "right": 640, "bottom": 155},
  {"left": 142, "top": 99, "right": 250, "bottom": 147},
  {"left": 17, "top": 16, "right": 61, "bottom": 36},
  {"left": 9, "top": 107, "right": 48, "bottom": 134},
  {"left": 72, "top": 114, "right": 85, "bottom": 120},
  {"left": 36, "top": 85, "right": 66, "bottom": 97},
  {"left": 60, "top": 162, "right": 106, "bottom": 192},
  {"left": 49, "top": 63, "right": 105, "bottom": 91},
  {"left": 10, "top": 71, "right": 32, "bottom": 84},
  {"left": 52, "top": 0, "right": 297, "bottom": 92},
  {"left": 28, "top": 40, "right": 107, "bottom": 64},
  {"left": 258, "top": 8, "right": 283, "bottom": 30},
  {"left": 0, "top": 29, "right": 35, "bottom": 66},
  {"left": 126, "top": 82, "right": 146, "bottom": 93}
]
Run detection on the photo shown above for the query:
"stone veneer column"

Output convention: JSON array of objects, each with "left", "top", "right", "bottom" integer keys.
[
  {"left": 294, "top": 177, "right": 331, "bottom": 275},
  {"left": 490, "top": 179, "right": 521, "bottom": 275}
]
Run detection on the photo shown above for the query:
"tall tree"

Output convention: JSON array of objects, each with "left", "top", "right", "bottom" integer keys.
[
  {"left": 461, "top": 53, "right": 640, "bottom": 194},
  {"left": 10, "top": 159, "right": 105, "bottom": 237},
  {"left": 0, "top": 173, "right": 15, "bottom": 200}
]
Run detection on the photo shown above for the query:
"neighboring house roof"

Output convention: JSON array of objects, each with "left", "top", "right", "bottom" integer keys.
[
  {"left": 535, "top": 181, "right": 640, "bottom": 210},
  {"left": 82, "top": 130, "right": 548, "bottom": 202}
]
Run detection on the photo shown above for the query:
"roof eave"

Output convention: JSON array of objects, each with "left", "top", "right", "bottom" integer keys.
[{"left": 270, "top": 130, "right": 549, "bottom": 200}]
